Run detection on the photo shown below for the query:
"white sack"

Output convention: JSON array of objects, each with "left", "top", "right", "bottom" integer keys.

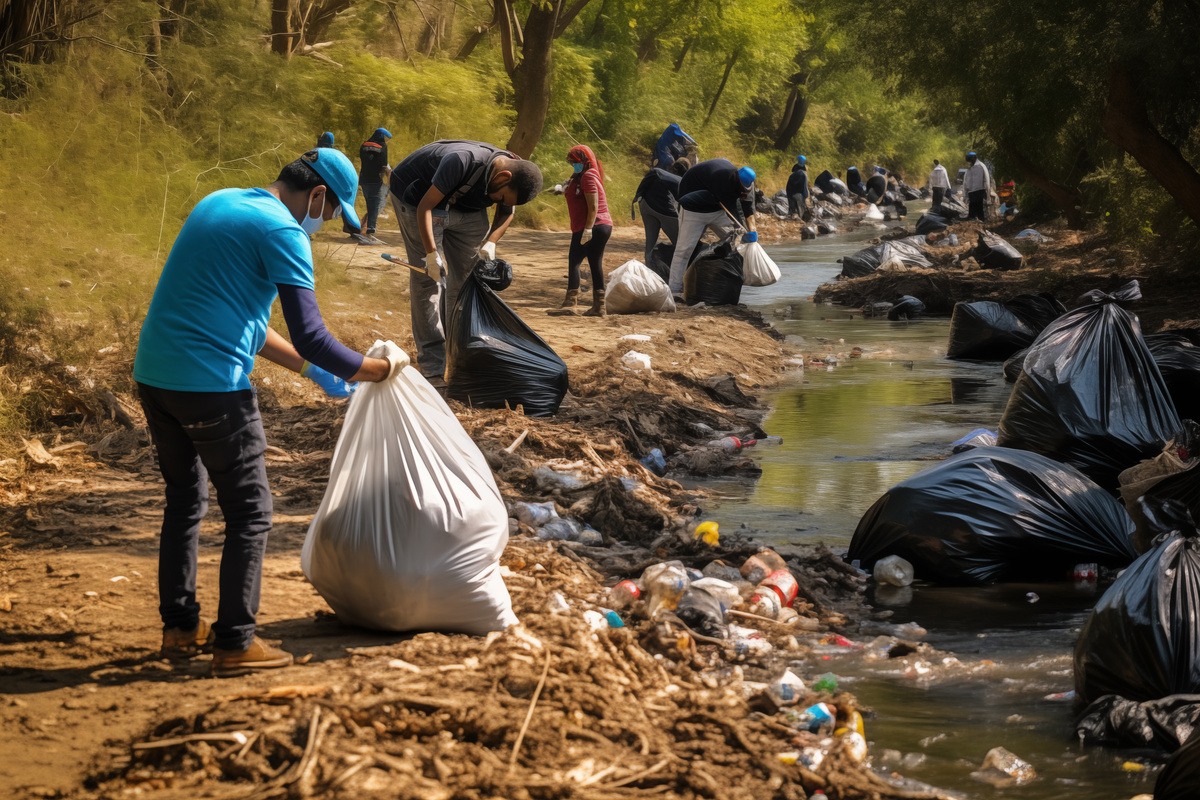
[
  {"left": 605, "top": 260, "right": 675, "bottom": 314},
  {"left": 302, "top": 340, "right": 517, "bottom": 634},
  {"left": 864, "top": 203, "right": 885, "bottom": 221},
  {"left": 738, "top": 241, "right": 781, "bottom": 287}
]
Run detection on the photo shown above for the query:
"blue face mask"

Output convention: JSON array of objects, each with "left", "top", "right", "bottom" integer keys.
[{"left": 572, "top": 162, "right": 584, "bottom": 174}]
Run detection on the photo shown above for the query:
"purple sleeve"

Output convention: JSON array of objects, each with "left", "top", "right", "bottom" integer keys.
[{"left": 276, "top": 284, "right": 364, "bottom": 381}]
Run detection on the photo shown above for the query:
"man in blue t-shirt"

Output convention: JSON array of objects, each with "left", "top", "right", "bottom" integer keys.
[
  {"left": 388, "top": 140, "right": 543, "bottom": 385},
  {"left": 134, "top": 148, "right": 407, "bottom": 677}
]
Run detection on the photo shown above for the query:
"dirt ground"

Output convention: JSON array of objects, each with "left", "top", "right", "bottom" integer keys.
[{"left": 5, "top": 222, "right": 954, "bottom": 800}]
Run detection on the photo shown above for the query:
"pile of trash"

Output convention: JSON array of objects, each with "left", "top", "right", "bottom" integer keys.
[{"left": 838, "top": 240, "right": 931, "bottom": 279}]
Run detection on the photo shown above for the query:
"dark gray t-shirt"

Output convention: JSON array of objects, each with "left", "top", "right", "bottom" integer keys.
[{"left": 389, "top": 140, "right": 515, "bottom": 214}]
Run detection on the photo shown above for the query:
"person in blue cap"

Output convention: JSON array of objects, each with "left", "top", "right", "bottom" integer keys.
[
  {"left": 963, "top": 151, "right": 993, "bottom": 221},
  {"left": 666, "top": 158, "right": 758, "bottom": 296},
  {"left": 317, "top": 131, "right": 334, "bottom": 149},
  {"left": 133, "top": 147, "right": 407, "bottom": 677},
  {"left": 786, "top": 155, "right": 810, "bottom": 219},
  {"left": 651, "top": 123, "right": 697, "bottom": 169},
  {"left": 357, "top": 128, "right": 392, "bottom": 238}
]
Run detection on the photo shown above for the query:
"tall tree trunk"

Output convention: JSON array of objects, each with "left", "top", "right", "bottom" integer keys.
[
  {"left": 506, "top": 1, "right": 559, "bottom": 158},
  {"left": 672, "top": 35, "right": 694, "bottom": 73},
  {"left": 999, "top": 139, "right": 1083, "bottom": 229},
  {"left": 1103, "top": 60, "right": 1200, "bottom": 227},
  {"left": 270, "top": 0, "right": 296, "bottom": 55},
  {"left": 703, "top": 49, "right": 739, "bottom": 126},
  {"left": 772, "top": 71, "right": 809, "bottom": 150},
  {"left": 588, "top": 0, "right": 608, "bottom": 41}
]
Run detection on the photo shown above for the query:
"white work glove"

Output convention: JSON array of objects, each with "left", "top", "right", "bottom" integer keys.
[
  {"left": 425, "top": 250, "right": 443, "bottom": 281},
  {"left": 580, "top": 227, "right": 593, "bottom": 245},
  {"left": 366, "top": 340, "right": 410, "bottom": 380},
  {"left": 478, "top": 241, "right": 496, "bottom": 261},
  {"left": 553, "top": 184, "right": 564, "bottom": 195}
]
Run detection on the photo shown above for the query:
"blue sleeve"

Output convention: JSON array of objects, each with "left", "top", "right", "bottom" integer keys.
[
  {"left": 276, "top": 284, "right": 364, "bottom": 381},
  {"left": 260, "top": 226, "right": 315, "bottom": 290}
]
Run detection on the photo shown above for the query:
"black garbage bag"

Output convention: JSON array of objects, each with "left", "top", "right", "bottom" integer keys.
[
  {"left": 972, "top": 231, "right": 1024, "bottom": 271},
  {"left": 649, "top": 242, "right": 673, "bottom": 282},
  {"left": 820, "top": 192, "right": 848, "bottom": 206},
  {"left": 933, "top": 197, "right": 969, "bottom": 220},
  {"left": 446, "top": 269, "right": 569, "bottom": 417},
  {"left": 472, "top": 258, "right": 513, "bottom": 292},
  {"left": 839, "top": 241, "right": 931, "bottom": 278},
  {"left": 887, "top": 295, "right": 925, "bottom": 321},
  {"left": 1002, "top": 347, "right": 1028, "bottom": 382},
  {"left": 1075, "top": 693, "right": 1200, "bottom": 750},
  {"left": 1155, "top": 730, "right": 1200, "bottom": 799},
  {"left": 1006, "top": 292, "right": 1067, "bottom": 331},
  {"left": 1074, "top": 500, "right": 1200, "bottom": 707},
  {"left": 801, "top": 226, "right": 817, "bottom": 240},
  {"left": 947, "top": 302, "right": 1035, "bottom": 360},
  {"left": 914, "top": 212, "right": 950, "bottom": 235},
  {"left": 1146, "top": 330, "right": 1200, "bottom": 423},
  {"left": 682, "top": 241, "right": 743, "bottom": 306},
  {"left": 997, "top": 280, "right": 1181, "bottom": 489},
  {"left": 900, "top": 184, "right": 921, "bottom": 201},
  {"left": 827, "top": 177, "right": 849, "bottom": 196},
  {"left": 846, "top": 447, "right": 1138, "bottom": 585},
  {"left": 817, "top": 221, "right": 838, "bottom": 234},
  {"left": 814, "top": 169, "right": 836, "bottom": 194}
]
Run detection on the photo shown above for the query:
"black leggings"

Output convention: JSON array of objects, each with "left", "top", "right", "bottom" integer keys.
[{"left": 567, "top": 224, "right": 612, "bottom": 291}]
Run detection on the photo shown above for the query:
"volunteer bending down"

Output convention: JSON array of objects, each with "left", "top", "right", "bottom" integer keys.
[
  {"left": 666, "top": 158, "right": 757, "bottom": 296},
  {"left": 133, "top": 148, "right": 406, "bottom": 677}
]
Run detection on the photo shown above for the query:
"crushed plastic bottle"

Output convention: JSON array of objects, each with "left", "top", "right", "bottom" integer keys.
[
  {"left": 691, "top": 577, "right": 740, "bottom": 611},
  {"left": 639, "top": 448, "right": 667, "bottom": 475},
  {"left": 514, "top": 501, "right": 557, "bottom": 527},
  {"left": 641, "top": 561, "right": 690, "bottom": 616},
  {"left": 812, "top": 673, "right": 838, "bottom": 693},
  {"left": 674, "top": 587, "right": 727, "bottom": 637},
  {"left": 607, "top": 580, "right": 642, "bottom": 610},
  {"left": 767, "top": 669, "right": 806, "bottom": 705},
  {"left": 873, "top": 554, "right": 914, "bottom": 587},
  {"left": 709, "top": 436, "right": 745, "bottom": 451},
  {"left": 740, "top": 548, "right": 788, "bottom": 583},
  {"left": 694, "top": 521, "right": 720, "bottom": 545},
  {"left": 537, "top": 517, "right": 583, "bottom": 541},
  {"left": 725, "top": 632, "right": 773, "bottom": 661},
  {"left": 788, "top": 702, "right": 835, "bottom": 733}
]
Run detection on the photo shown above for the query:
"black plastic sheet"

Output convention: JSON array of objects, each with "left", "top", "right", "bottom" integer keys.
[
  {"left": 446, "top": 269, "right": 569, "bottom": 417},
  {"left": 997, "top": 281, "right": 1181, "bottom": 489},
  {"left": 839, "top": 241, "right": 931, "bottom": 278},
  {"left": 887, "top": 295, "right": 925, "bottom": 321},
  {"left": 933, "top": 197, "right": 968, "bottom": 220},
  {"left": 972, "top": 231, "right": 1024, "bottom": 271},
  {"left": 1075, "top": 693, "right": 1200, "bottom": 750},
  {"left": 1155, "top": 730, "right": 1200, "bottom": 799},
  {"left": 682, "top": 241, "right": 743, "bottom": 306},
  {"left": 814, "top": 169, "right": 836, "bottom": 194},
  {"left": 1146, "top": 329, "right": 1200, "bottom": 423},
  {"left": 846, "top": 447, "right": 1138, "bottom": 585},
  {"left": 1074, "top": 501, "right": 1200, "bottom": 706},
  {"left": 914, "top": 212, "right": 949, "bottom": 235}
]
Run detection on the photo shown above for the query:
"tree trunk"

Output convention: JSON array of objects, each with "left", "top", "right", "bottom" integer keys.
[
  {"left": 999, "top": 139, "right": 1083, "bottom": 229},
  {"left": 772, "top": 71, "right": 809, "bottom": 150},
  {"left": 506, "top": 1, "right": 560, "bottom": 158},
  {"left": 270, "top": 0, "right": 296, "bottom": 55},
  {"left": 588, "top": 0, "right": 608, "bottom": 41},
  {"left": 702, "top": 49, "right": 739, "bottom": 126},
  {"left": 456, "top": 0, "right": 502, "bottom": 61},
  {"left": 1103, "top": 60, "right": 1200, "bottom": 227},
  {"left": 635, "top": 21, "right": 671, "bottom": 63},
  {"left": 673, "top": 35, "right": 694, "bottom": 73}
]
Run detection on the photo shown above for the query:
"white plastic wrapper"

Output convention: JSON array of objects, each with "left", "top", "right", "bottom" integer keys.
[
  {"left": 605, "top": 260, "right": 676, "bottom": 314},
  {"left": 302, "top": 340, "right": 517, "bottom": 634},
  {"left": 738, "top": 241, "right": 781, "bottom": 287}
]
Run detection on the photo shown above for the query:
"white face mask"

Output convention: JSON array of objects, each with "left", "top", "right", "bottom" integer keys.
[{"left": 300, "top": 189, "right": 326, "bottom": 234}]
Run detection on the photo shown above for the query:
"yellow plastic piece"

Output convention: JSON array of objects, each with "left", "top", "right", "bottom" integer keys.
[
  {"left": 1121, "top": 761, "right": 1145, "bottom": 772},
  {"left": 777, "top": 752, "right": 799, "bottom": 765},
  {"left": 694, "top": 521, "right": 720, "bottom": 545}
]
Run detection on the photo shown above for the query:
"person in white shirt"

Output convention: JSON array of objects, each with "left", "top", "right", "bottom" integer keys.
[
  {"left": 963, "top": 152, "right": 991, "bottom": 221},
  {"left": 928, "top": 159, "right": 951, "bottom": 206}
]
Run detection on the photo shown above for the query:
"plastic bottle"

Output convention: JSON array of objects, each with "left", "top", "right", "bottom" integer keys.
[
  {"left": 694, "top": 521, "right": 720, "bottom": 545},
  {"left": 740, "top": 548, "right": 788, "bottom": 583},
  {"left": 674, "top": 587, "right": 727, "bottom": 637},
  {"left": 537, "top": 517, "right": 583, "bottom": 541},
  {"left": 514, "top": 501, "right": 557, "bottom": 528},
  {"left": 691, "top": 578, "right": 740, "bottom": 611},
  {"left": 748, "top": 590, "right": 781, "bottom": 619},
  {"left": 639, "top": 448, "right": 667, "bottom": 475},
  {"left": 812, "top": 673, "right": 838, "bottom": 693},
  {"left": 709, "top": 436, "right": 744, "bottom": 451},
  {"left": 606, "top": 580, "right": 641, "bottom": 610},
  {"left": 640, "top": 561, "right": 690, "bottom": 616},
  {"left": 873, "top": 555, "right": 915, "bottom": 587},
  {"left": 768, "top": 669, "right": 806, "bottom": 705},
  {"left": 790, "top": 702, "right": 835, "bottom": 733},
  {"left": 725, "top": 633, "right": 773, "bottom": 661},
  {"left": 757, "top": 569, "right": 799, "bottom": 607}
]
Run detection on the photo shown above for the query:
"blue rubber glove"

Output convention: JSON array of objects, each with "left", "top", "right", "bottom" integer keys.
[
  {"left": 301, "top": 361, "right": 357, "bottom": 398},
  {"left": 742, "top": 231, "right": 758, "bottom": 244}
]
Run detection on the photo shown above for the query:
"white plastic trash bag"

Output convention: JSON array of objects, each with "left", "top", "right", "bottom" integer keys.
[
  {"left": 301, "top": 340, "right": 517, "bottom": 634},
  {"left": 738, "top": 241, "right": 781, "bottom": 287},
  {"left": 605, "top": 260, "right": 675, "bottom": 314},
  {"left": 864, "top": 203, "right": 884, "bottom": 221}
]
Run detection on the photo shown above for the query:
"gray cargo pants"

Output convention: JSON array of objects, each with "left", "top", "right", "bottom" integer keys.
[
  {"left": 392, "top": 197, "right": 490, "bottom": 380},
  {"left": 638, "top": 198, "right": 679, "bottom": 266}
]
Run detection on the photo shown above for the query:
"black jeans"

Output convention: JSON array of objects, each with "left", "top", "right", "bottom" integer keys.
[
  {"left": 932, "top": 186, "right": 945, "bottom": 206},
  {"left": 361, "top": 183, "right": 388, "bottom": 233},
  {"left": 967, "top": 190, "right": 986, "bottom": 220},
  {"left": 138, "top": 384, "right": 272, "bottom": 651},
  {"left": 568, "top": 223, "right": 613, "bottom": 291}
]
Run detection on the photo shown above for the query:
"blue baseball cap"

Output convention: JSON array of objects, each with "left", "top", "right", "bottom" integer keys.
[
  {"left": 967, "top": 151, "right": 977, "bottom": 158},
  {"left": 797, "top": 154, "right": 806, "bottom": 163},
  {"left": 305, "top": 148, "right": 361, "bottom": 229},
  {"left": 738, "top": 166, "right": 756, "bottom": 188},
  {"left": 320, "top": 131, "right": 334, "bottom": 145},
  {"left": 376, "top": 127, "right": 392, "bottom": 138}
]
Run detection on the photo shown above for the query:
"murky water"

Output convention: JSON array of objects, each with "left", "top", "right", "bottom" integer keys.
[{"left": 706, "top": 219, "right": 1159, "bottom": 798}]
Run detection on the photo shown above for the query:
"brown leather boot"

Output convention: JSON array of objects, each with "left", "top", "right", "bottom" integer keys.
[
  {"left": 547, "top": 288, "right": 580, "bottom": 316},
  {"left": 161, "top": 619, "right": 214, "bottom": 658},
  {"left": 582, "top": 288, "right": 607, "bottom": 317},
  {"left": 211, "top": 636, "right": 294, "bottom": 678}
]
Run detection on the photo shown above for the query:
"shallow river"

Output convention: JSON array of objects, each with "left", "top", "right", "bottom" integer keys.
[{"left": 704, "top": 219, "right": 1158, "bottom": 798}]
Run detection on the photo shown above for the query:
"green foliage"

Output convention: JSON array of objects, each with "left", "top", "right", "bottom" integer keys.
[{"left": 1080, "top": 156, "right": 1195, "bottom": 245}]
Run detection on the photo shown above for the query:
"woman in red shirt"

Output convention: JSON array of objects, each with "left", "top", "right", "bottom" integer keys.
[{"left": 550, "top": 145, "right": 613, "bottom": 317}]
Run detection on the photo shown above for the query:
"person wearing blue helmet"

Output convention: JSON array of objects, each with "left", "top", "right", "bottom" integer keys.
[
  {"left": 667, "top": 158, "right": 758, "bottom": 296},
  {"left": 357, "top": 128, "right": 393, "bottom": 238},
  {"left": 786, "top": 155, "right": 810, "bottom": 219},
  {"left": 133, "top": 147, "right": 407, "bottom": 677}
]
